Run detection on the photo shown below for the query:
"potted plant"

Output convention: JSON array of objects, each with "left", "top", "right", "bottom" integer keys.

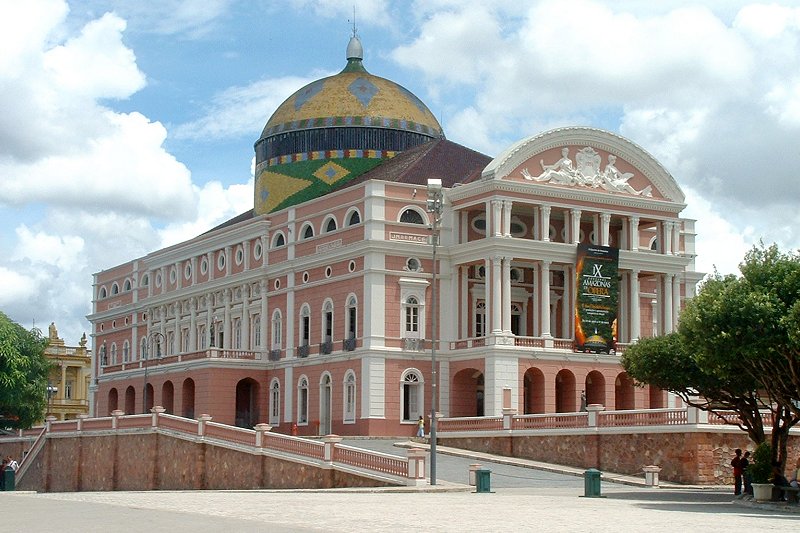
[{"left": 748, "top": 442, "right": 773, "bottom": 502}]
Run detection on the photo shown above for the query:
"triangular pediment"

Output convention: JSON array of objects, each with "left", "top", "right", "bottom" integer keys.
[{"left": 481, "top": 127, "right": 684, "bottom": 204}]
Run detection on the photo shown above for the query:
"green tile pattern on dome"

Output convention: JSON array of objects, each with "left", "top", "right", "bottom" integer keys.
[{"left": 255, "top": 156, "right": 387, "bottom": 214}]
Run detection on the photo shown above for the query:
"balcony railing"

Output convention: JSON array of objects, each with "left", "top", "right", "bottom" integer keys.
[
  {"left": 268, "top": 349, "right": 281, "bottom": 361},
  {"left": 297, "top": 344, "right": 310, "bottom": 358},
  {"left": 319, "top": 341, "right": 333, "bottom": 355},
  {"left": 343, "top": 338, "right": 356, "bottom": 352}
]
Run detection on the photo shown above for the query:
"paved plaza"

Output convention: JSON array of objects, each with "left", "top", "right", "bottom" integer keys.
[{"left": 3, "top": 441, "right": 796, "bottom": 532}]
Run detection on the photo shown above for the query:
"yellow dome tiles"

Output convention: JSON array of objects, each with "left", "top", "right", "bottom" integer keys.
[
  {"left": 255, "top": 171, "right": 312, "bottom": 214},
  {"left": 263, "top": 72, "right": 442, "bottom": 137}
]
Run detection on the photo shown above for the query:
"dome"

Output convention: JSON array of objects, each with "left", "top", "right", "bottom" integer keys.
[{"left": 253, "top": 36, "right": 445, "bottom": 214}]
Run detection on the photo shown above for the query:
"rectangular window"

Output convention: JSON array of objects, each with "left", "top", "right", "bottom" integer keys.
[{"left": 299, "top": 389, "right": 308, "bottom": 423}]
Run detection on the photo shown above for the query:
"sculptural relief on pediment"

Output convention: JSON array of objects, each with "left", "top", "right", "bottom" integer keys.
[{"left": 521, "top": 146, "right": 652, "bottom": 197}]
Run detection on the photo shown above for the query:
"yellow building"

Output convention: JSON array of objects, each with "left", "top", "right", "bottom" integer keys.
[{"left": 44, "top": 322, "right": 92, "bottom": 421}]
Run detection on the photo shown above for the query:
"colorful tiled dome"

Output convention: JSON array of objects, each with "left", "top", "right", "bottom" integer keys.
[{"left": 254, "top": 35, "right": 444, "bottom": 215}]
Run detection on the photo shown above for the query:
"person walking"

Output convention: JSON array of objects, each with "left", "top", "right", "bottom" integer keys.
[
  {"left": 416, "top": 415, "right": 425, "bottom": 438},
  {"left": 741, "top": 451, "right": 752, "bottom": 495},
  {"left": 731, "top": 448, "right": 743, "bottom": 495}
]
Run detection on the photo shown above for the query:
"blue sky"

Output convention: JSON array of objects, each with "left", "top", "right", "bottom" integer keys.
[{"left": 2, "top": 0, "right": 800, "bottom": 344}]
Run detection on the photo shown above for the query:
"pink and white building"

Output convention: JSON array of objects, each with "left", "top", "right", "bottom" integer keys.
[{"left": 88, "top": 36, "right": 703, "bottom": 437}]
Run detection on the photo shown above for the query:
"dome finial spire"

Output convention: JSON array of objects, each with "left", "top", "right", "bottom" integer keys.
[{"left": 346, "top": 8, "right": 363, "bottom": 62}]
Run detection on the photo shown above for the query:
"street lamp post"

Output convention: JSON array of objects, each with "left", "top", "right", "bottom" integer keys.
[
  {"left": 144, "top": 331, "right": 164, "bottom": 413},
  {"left": 426, "top": 178, "right": 444, "bottom": 486},
  {"left": 46, "top": 383, "right": 58, "bottom": 418}
]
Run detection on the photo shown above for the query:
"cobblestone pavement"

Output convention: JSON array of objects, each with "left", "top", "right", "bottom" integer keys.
[
  {"left": 4, "top": 486, "right": 793, "bottom": 532},
  {"left": 3, "top": 440, "right": 795, "bottom": 531}
]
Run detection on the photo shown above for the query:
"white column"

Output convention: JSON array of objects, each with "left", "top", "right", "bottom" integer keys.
[
  {"left": 532, "top": 264, "right": 540, "bottom": 337},
  {"left": 629, "top": 216, "right": 639, "bottom": 251},
  {"left": 592, "top": 214, "right": 599, "bottom": 244},
  {"left": 571, "top": 209, "right": 582, "bottom": 244},
  {"left": 241, "top": 284, "right": 250, "bottom": 350},
  {"left": 619, "top": 272, "right": 628, "bottom": 342},
  {"left": 243, "top": 240, "right": 250, "bottom": 270},
  {"left": 663, "top": 222, "right": 673, "bottom": 255},
  {"left": 173, "top": 304, "right": 180, "bottom": 354},
  {"left": 550, "top": 293, "right": 559, "bottom": 337},
  {"left": 174, "top": 262, "right": 182, "bottom": 290},
  {"left": 259, "top": 280, "right": 268, "bottom": 351},
  {"left": 207, "top": 252, "right": 215, "bottom": 281},
  {"left": 502, "top": 257, "right": 512, "bottom": 333},
  {"left": 651, "top": 298, "right": 658, "bottom": 337},
  {"left": 491, "top": 200, "right": 502, "bottom": 237},
  {"left": 601, "top": 213, "right": 611, "bottom": 247},
  {"left": 223, "top": 289, "right": 231, "bottom": 349},
  {"left": 460, "top": 266, "right": 468, "bottom": 338},
  {"left": 205, "top": 296, "right": 213, "bottom": 348},
  {"left": 191, "top": 257, "right": 197, "bottom": 286},
  {"left": 502, "top": 200, "right": 513, "bottom": 237},
  {"left": 664, "top": 274, "right": 674, "bottom": 333},
  {"left": 630, "top": 270, "right": 641, "bottom": 341},
  {"left": 673, "top": 274, "right": 681, "bottom": 327},
  {"left": 540, "top": 205, "right": 551, "bottom": 242},
  {"left": 189, "top": 297, "right": 197, "bottom": 351},
  {"left": 484, "top": 200, "right": 492, "bottom": 238},
  {"left": 159, "top": 305, "right": 166, "bottom": 346},
  {"left": 540, "top": 261, "right": 552, "bottom": 338},
  {"left": 562, "top": 266, "right": 571, "bottom": 338},
  {"left": 672, "top": 221, "right": 681, "bottom": 255},
  {"left": 491, "top": 256, "right": 502, "bottom": 333},
  {"left": 225, "top": 246, "right": 232, "bottom": 277}
]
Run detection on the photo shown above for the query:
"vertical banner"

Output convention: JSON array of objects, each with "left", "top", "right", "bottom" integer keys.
[{"left": 574, "top": 244, "right": 619, "bottom": 354}]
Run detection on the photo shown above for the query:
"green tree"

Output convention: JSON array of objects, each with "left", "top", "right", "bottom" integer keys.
[
  {"left": 0, "top": 312, "right": 50, "bottom": 428},
  {"left": 622, "top": 333, "right": 769, "bottom": 446},
  {"left": 623, "top": 244, "right": 800, "bottom": 469}
]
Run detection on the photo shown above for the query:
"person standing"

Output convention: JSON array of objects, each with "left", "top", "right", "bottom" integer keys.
[
  {"left": 416, "top": 415, "right": 425, "bottom": 438},
  {"left": 741, "top": 451, "right": 752, "bottom": 495},
  {"left": 731, "top": 448, "right": 743, "bottom": 495}
]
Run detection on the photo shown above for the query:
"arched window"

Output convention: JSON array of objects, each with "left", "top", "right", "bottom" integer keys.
[
  {"left": 271, "top": 310, "right": 282, "bottom": 349},
  {"left": 404, "top": 296, "right": 420, "bottom": 337},
  {"left": 123, "top": 279, "right": 132, "bottom": 291},
  {"left": 345, "top": 295, "right": 357, "bottom": 340},
  {"left": 98, "top": 286, "right": 107, "bottom": 299},
  {"left": 322, "top": 300, "right": 333, "bottom": 344},
  {"left": 111, "top": 343, "right": 118, "bottom": 365},
  {"left": 400, "top": 208, "right": 424, "bottom": 224},
  {"left": 344, "top": 371, "right": 356, "bottom": 423},
  {"left": 198, "top": 324, "right": 207, "bottom": 350},
  {"left": 301, "top": 223, "right": 314, "bottom": 240},
  {"left": 347, "top": 210, "right": 361, "bottom": 226},
  {"left": 297, "top": 376, "right": 309, "bottom": 424},
  {"left": 122, "top": 340, "right": 130, "bottom": 362},
  {"left": 111, "top": 283, "right": 119, "bottom": 295},
  {"left": 272, "top": 232, "right": 286, "bottom": 248},
  {"left": 252, "top": 314, "right": 261, "bottom": 348},
  {"left": 269, "top": 379, "right": 281, "bottom": 425},
  {"left": 140, "top": 338, "right": 147, "bottom": 360},
  {"left": 299, "top": 305, "right": 310, "bottom": 347},
  {"left": 324, "top": 216, "right": 337, "bottom": 233},
  {"left": 100, "top": 344, "right": 108, "bottom": 366},
  {"left": 232, "top": 318, "right": 242, "bottom": 349},
  {"left": 400, "top": 370, "right": 424, "bottom": 422},
  {"left": 475, "top": 301, "right": 486, "bottom": 337}
]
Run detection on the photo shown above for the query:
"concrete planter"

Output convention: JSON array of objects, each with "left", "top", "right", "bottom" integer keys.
[{"left": 752, "top": 483, "right": 773, "bottom": 502}]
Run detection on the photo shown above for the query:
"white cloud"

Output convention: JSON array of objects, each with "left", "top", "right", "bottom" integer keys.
[
  {"left": 173, "top": 76, "right": 323, "bottom": 141},
  {"left": 0, "top": 2, "right": 251, "bottom": 344},
  {"left": 288, "top": 0, "right": 392, "bottom": 27},
  {"left": 105, "top": 0, "right": 234, "bottom": 38}
]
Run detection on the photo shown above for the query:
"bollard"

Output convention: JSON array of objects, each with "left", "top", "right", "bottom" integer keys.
[
  {"left": 643, "top": 465, "right": 661, "bottom": 488},
  {"left": 475, "top": 469, "right": 493, "bottom": 493},
  {"left": 468, "top": 463, "right": 482, "bottom": 486},
  {"left": 583, "top": 468, "right": 603, "bottom": 498}
]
